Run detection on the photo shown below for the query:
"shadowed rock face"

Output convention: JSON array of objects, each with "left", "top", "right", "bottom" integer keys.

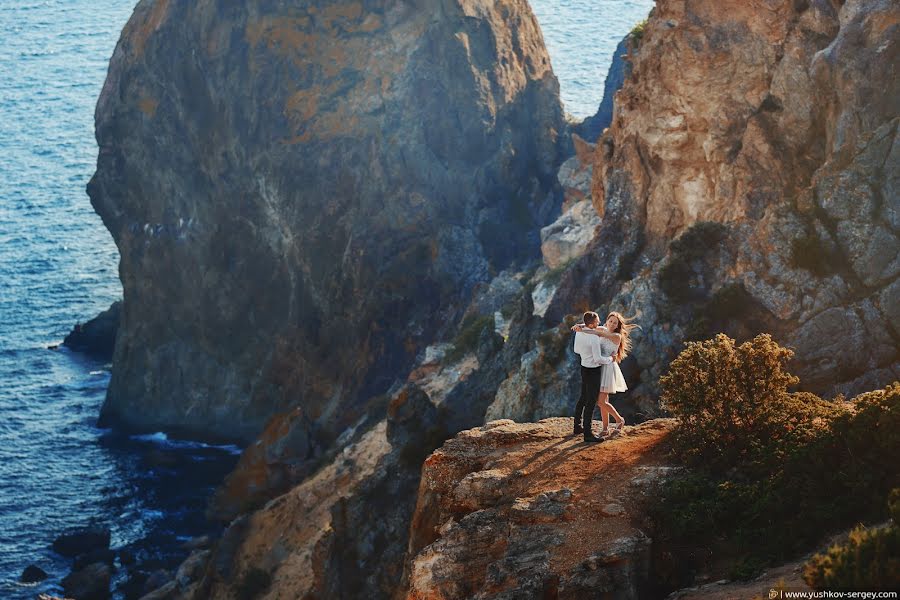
[{"left": 89, "top": 0, "right": 565, "bottom": 443}]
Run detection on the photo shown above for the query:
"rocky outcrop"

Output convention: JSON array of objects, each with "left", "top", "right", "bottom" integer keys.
[
  {"left": 63, "top": 301, "right": 120, "bottom": 359},
  {"left": 61, "top": 562, "right": 112, "bottom": 600},
  {"left": 541, "top": 0, "right": 900, "bottom": 409},
  {"left": 540, "top": 137, "right": 602, "bottom": 270},
  {"left": 401, "top": 418, "right": 678, "bottom": 599},
  {"left": 89, "top": 0, "right": 566, "bottom": 444},
  {"left": 574, "top": 34, "right": 633, "bottom": 143},
  {"left": 190, "top": 385, "right": 442, "bottom": 599}
]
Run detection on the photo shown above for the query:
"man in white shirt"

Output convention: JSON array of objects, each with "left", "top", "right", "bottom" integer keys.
[{"left": 573, "top": 311, "right": 613, "bottom": 442}]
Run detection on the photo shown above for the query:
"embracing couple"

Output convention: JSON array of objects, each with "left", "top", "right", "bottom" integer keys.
[{"left": 572, "top": 311, "right": 637, "bottom": 443}]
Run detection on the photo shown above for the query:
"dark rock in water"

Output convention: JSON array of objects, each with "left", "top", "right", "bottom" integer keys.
[
  {"left": 141, "top": 449, "right": 180, "bottom": 469},
  {"left": 117, "top": 548, "right": 137, "bottom": 566},
  {"left": 89, "top": 0, "right": 566, "bottom": 447},
  {"left": 118, "top": 570, "right": 147, "bottom": 599},
  {"left": 61, "top": 562, "right": 112, "bottom": 600},
  {"left": 181, "top": 535, "right": 211, "bottom": 551},
  {"left": 141, "top": 569, "right": 172, "bottom": 596},
  {"left": 52, "top": 526, "right": 111, "bottom": 557},
  {"left": 20, "top": 564, "right": 48, "bottom": 583},
  {"left": 73, "top": 548, "right": 116, "bottom": 570},
  {"left": 573, "top": 34, "right": 633, "bottom": 143},
  {"left": 139, "top": 581, "right": 178, "bottom": 600},
  {"left": 62, "top": 300, "right": 120, "bottom": 359}
]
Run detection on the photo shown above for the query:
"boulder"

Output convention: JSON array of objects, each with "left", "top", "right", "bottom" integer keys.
[
  {"left": 61, "top": 562, "right": 112, "bottom": 600},
  {"left": 401, "top": 418, "right": 678, "bottom": 599},
  {"left": 63, "top": 301, "right": 120, "bottom": 359},
  {"left": 52, "top": 526, "right": 111, "bottom": 558},
  {"left": 20, "top": 564, "right": 48, "bottom": 583}
]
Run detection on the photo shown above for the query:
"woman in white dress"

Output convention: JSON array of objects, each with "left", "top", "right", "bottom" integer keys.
[{"left": 572, "top": 311, "right": 638, "bottom": 435}]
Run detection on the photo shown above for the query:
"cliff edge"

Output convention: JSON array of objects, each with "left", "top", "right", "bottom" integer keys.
[{"left": 402, "top": 418, "right": 677, "bottom": 599}]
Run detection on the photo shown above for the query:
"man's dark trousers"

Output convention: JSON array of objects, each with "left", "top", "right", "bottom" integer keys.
[{"left": 575, "top": 365, "right": 602, "bottom": 435}]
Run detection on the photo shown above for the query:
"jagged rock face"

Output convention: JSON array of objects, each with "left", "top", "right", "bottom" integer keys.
[
  {"left": 401, "top": 418, "right": 678, "bottom": 599},
  {"left": 89, "top": 0, "right": 565, "bottom": 442},
  {"left": 193, "top": 385, "right": 444, "bottom": 599},
  {"left": 574, "top": 34, "right": 633, "bottom": 143},
  {"left": 544, "top": 0, "right": 899, "bottom": 407},
  {"left": 540, "top": 137, "right": 602, "bottom": 270}
]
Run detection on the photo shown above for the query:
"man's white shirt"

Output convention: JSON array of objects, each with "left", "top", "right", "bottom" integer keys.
[{"left": 574, "top": 330, "right": 614, "bottom": 368}]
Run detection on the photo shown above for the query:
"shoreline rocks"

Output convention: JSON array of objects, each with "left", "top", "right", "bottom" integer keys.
[
  {"left": 20, "top": 564, "right": 48, "bottom": 583},
  {"left": 62, "top": 300, "right": 120, "bottom": 359},
  {"left": 52, "top": 526, "right": 111, "bottom": 558}
]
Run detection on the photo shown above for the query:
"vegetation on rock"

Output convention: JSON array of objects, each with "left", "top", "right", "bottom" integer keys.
[
  {"left": 630, "top": 18, "right": 648, "bottom": 45},
  {"left": 656, "top": 335, "right": 899, "bottom": 579},
  {"left": 803, "top": 489, "right": 900, "bottom": 591},
  {"left": 445, "top": 314, "right": 496, "bottom": 364}
]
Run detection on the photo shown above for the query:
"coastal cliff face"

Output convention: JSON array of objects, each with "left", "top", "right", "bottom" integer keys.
[
  {"left": 88, "top": 0, "right": 900, "bottom": 598},
  {"left": 89, "top": 0, "right": 565, "bottom": 443},
  {"left": 536, "top": 0, "right": 900, "bottom": 418}
]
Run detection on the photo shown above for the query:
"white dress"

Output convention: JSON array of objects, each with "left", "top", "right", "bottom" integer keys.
[{"left": 598, "top": 333, "right": 627, "bottom": 394}]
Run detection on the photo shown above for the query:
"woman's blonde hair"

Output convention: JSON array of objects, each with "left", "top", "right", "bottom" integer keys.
[{"left": 607, "top": 311, "right": 640, "bottom": 363}]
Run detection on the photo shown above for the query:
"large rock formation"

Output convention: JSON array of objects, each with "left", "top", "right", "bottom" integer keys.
[
  {"left": 89, "top": 0, "right": 565, "bottom": 444},
  {"left": 536, "top": 0, "right": 900, "bottom": 418},
  {"left": 401, "top": 418, "right": 678, "bottom": 599}
]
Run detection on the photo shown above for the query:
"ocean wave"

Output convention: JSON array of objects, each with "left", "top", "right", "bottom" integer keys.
[{"left": 130, "top": 432, "right": 242, "bottom": 455}]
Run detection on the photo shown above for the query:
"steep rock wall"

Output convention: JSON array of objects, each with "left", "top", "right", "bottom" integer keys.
[
  {"left": 541, "top": 0, "right": 899, "bottom": 417},
  {"left": 89, "top": 0, "right": 566, "bottom": 443}
]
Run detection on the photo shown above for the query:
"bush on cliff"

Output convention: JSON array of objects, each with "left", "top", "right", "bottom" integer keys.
[
  {"left": 802, "top": 489, "right": 900, "bottom": 592},
  {"left": 532, "top": 315, "right": 578, "bottom": 385},
  {"left": 655, "top": 335, "right": 900, "bottom": 575},
  {"left": 630, "top": 19, "right": 648, "bottom": 45},
  {"left": 445, "top": 314, "right": 495, "bottom": 364},
  {"left": 660, "top": 333, "right": 835, "bottom": 474}
]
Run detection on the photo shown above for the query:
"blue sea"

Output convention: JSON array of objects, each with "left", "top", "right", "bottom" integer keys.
[{"left": 0, "top": 1, "right": 653, "bottom": 598}]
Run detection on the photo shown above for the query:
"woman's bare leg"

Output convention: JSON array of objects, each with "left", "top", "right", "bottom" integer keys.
[
  {"left": 603, "top": 396, "right": 625, "bottom": 429},
  {"left": 597, "top": 392, "right": 610, "bottom": 432}
]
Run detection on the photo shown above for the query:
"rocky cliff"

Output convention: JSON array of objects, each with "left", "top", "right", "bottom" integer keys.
[
  {"left": 528, "top": 0, "right": 900, "bottom": 419},
  {"left": 402, "top": 418, "right": 677, "bottom": 599},
  {"left": 89, "top": 0, "right": 900, "bottom": 598},
  {"left": 89, "top": 0, "right": 565, "bottom": 445}
]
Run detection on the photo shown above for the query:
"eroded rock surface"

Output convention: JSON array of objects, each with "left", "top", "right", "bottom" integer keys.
[
  {"left": 402, "top": 418, "right": 677, "bottom": 599},
  {"left": 90, "top": 0, "right": 565, "bottom": 445},
  {"left": 540, "top": 0, "right": 900, "bottom": 411}
]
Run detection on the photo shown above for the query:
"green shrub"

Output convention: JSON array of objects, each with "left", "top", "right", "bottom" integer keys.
[
  {"left": 532, "top": 321, "right": 575, "bottom": 384},
  {"left": 658, "top": 255, "right": 696, "bottom": 303},
  {"left": 803, "top": 489, "right": 900, "bottom": 591},
  {"left": 670, "top": 222, "right": 727, "bottom": 261},
  {"left": 445, "top": 314, "right": 495, "bottom": 364},
  {"left": 654, "top": 336, "right": 899, "bottom": 568},
  {"left": 660, "top": 333, "right": 832, "bottom": 472},
  {"left": 630, "top": 19, "right": 649, "bottom": 44}
]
